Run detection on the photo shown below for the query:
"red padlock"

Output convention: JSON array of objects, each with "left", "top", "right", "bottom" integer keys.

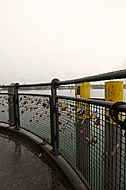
[
  {"left": 67, "top": 111, "right": 72, "bottom": 116},
  {"left": 86, "top": 137, "right": 91, "bottom": 145},
  {"left": 57, "top": 112, "right": 61, "bottom": 116},
  {"left": 79, "top": 128, "right": 85, "bottom": 134},
  {"left": 58, "top": 121, "right": 62, "bottom": 125}
]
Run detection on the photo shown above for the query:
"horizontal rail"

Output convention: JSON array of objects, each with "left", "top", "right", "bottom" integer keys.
[
  {"left": 57, "top": 69, "right": 126, "bottom": 85},
  {"left": 18, "top": 93, "right": 51, "bottom": 98},
  {"left": 57, "top": 95, "right": 112, "bottom": 107},
  {"left": 0, "top": 85, "right": 14, "bottom": 88},
  {"left": 18, "top": 82, "right": 51, "bottom": 88},
  {"left": 0, "top": 69, "right": 126, "bottom": 88},
  {"left": 0, "top": 82, "right": 51, "bottom": 88},
  {"left": 0, "top": 93, "right": 12, "bottom": 95},
  {"left": 58, "top": 95, "right": 126, "bottom": 112}
]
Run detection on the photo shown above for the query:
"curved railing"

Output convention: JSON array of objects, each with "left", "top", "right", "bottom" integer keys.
[{"left": 0, "top": 69, "right": 126, "bottom": 190}]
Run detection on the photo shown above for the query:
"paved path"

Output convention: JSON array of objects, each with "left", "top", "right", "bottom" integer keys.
[{"left": 0, "top": 130, "right": 68, "bottom": 190}]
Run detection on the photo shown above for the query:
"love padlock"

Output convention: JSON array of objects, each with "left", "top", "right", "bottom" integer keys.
[
  {"left": 90, "top": 112, "right": 97, "bottom": 119},
  {"left": 59, "top": 126, "right": 66, "bottom": 132},
  {"left": 86, "top": 137, "right": 91, "bottom": 146},
  {"left": 61, "top": 104, "right": 67, "bottom": 110},
  {"left": 111, "top": 144, "right": 119, "bottom": 156},
  {"left": 86, "top": 136, "right": 97, "bottom": 146},
  {"left": 94, "top": 117, "right": 100, "bottom": 126},
  {"left": 91, "top": 136, "right": 97, "bottom": 145},
  {"left": 67, "top": 111, "right": 71, "bottom": 116},
  {"left": 101, "top": 152, "right": 108, "bottom": 161},
  {"left": 58, "top": 121, "right": 62, "bottom": 125},
  {"left": 79, "top": 128, "right": 85, "bottom": 134},
  {"left": 79, "top": 109, "right": 85, "bottom": 115},
  {"left": 57, "top": 112, "right": 61, "bottom": 116}
]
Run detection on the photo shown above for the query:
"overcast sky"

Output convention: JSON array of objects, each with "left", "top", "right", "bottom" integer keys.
[{"left": 0, "top": 0, "right": 126, "bottom": 84}]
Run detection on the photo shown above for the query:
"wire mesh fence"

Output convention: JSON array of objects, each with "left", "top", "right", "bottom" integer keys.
[
  {"left": 0, "top": 93, "right": 11, "bottom": 124},
  {"left": 57, "top": 97, "right": 126, "bottom": 190},
  {"left": 0, "top": 69, "right": 126, "bottom": 190},
  {"left": 0, "top": 91, "right": 124, "bottom": 189},
  {"left": 19, "top": 94, "right": 51, "bottom": 143}
]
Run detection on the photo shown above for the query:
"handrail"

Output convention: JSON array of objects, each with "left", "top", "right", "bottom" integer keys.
[
  {"left": 0, "top": 69, "right": 126, "bottom": 88},
  {"left": 18, "top": 82, "right": 51, "bottom": 88},
  {"left": 57, "top": 95, "right": 126, "bottom": 112},
  {"left": 0, "top": 85, "right": 14, "bottom": 88},
  {"left": 18, "top": 93, "right": 51, "bottom": 97},
  {"left": 57, "top": 69, "right": 126, "bottom": 85},
  {"left": 0, "top": 82, "right": 51, "bottom": 88}
]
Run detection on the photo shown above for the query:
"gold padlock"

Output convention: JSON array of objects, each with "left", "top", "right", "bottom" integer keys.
[
  {"left": 91, "top": 136, "right": 97, "bottom": 145},
  {"left": 111, "top": 144, "right": 119, "bottom": 156}
]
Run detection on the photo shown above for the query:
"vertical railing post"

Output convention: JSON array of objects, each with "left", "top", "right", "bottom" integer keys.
[
  {"left": 8, "top": 85, "right": 15, "bottom": 126},
  {"left": 104, "top": 81, "right": 123, "bottom": 190},
  {"left": 50, "top": 78, "right": 59, "bottom": 155},
  {"left": 13, "top": 83, "right": 20, "bottom": 130}
]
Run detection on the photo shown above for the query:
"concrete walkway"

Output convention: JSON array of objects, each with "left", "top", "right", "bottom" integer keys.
[{"left": 0, "top": 130, "right": 68, "bottom": 190}]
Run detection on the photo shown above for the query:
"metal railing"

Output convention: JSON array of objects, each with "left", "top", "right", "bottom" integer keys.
[{"left": 0, "top": 69, "right": 126, "bottom": 190}]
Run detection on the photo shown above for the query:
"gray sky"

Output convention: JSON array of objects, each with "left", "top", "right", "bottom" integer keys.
[{"left": 0, "top": 0, "right": 126, "bottom": 84}]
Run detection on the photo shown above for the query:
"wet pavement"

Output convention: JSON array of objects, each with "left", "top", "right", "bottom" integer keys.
[{"left": 0, "top": 130, "right": 69, "bottom": 190}]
